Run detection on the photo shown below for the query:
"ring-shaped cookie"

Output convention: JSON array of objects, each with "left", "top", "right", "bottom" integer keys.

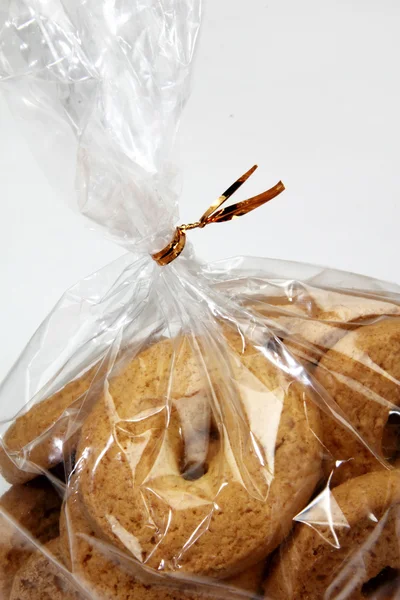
[
  {"left": 77, "top": 332, "right": 322, "bottom": 578},
  {"left": 264, "top": 471, "right": 400, "bottom": 599},
  {"left": 0, "top": 479, "right": 61, "bottom": 597},
  {"left": 0, "top": 364, "right": 99, "bottom": 484},
  {"left": 10, "top": 538, "right": 85, "bottom": 600},
  {"left": 60, "top": 479, "right": 266, "bottom": 600},
  {"left": 248, "top": 289, "right": 400, "bottom": 367},
  {"left": 314, "top": 318, "right": 400, "bottom": 486}
]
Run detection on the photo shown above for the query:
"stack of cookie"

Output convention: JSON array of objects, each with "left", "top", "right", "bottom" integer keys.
[
  {"left": 1, "top": 286, "right": 400, "bottom": 599},
  {"left": 249, "top": 287, "right": 400, "bottom": 598}
]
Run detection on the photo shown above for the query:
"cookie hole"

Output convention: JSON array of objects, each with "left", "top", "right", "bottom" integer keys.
[
  {"left": 382, "top": 412, "right": 400, "bottom": 462},
  {"left": 362, "top": 566, "right": 400, "bottom": 597},
  {"left": 181, "top": 461, "right": 209, "bottom": 481},
  {"left": 179, "top": 417, "right": 220, "bottom": 481},
  {"left": 209, "top": 422, "right": 220, "bottom": 441}
]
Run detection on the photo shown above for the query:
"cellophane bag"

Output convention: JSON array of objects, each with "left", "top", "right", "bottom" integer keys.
[{"left": 1, "top": 2, "right": 400, "bottom": 599}]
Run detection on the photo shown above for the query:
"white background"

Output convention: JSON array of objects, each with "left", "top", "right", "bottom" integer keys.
[{"left": 0, "top": 0, "right": 399, "bottom": 381}]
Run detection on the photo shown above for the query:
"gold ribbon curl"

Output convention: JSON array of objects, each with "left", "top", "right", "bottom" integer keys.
[{"left": 152, "top": 165, "right": 285, "bottom": 266}]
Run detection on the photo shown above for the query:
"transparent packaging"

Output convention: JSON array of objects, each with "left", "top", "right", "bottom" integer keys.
[{"left": 1, "top": 2, "right": 400, "bottom": 599}]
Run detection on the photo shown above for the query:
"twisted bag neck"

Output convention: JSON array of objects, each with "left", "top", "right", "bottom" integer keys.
[{"left": 151, "top": 166, "right": 285, "bottom": 266}]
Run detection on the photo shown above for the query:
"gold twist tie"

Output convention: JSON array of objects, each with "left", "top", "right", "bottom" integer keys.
[{"left": 152, "top": 165, "right": 285, "bottom": 266}]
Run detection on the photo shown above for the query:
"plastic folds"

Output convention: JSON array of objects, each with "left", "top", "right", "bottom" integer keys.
[{"left": 1, "top": 2, "right": 400, "bottom": 599}]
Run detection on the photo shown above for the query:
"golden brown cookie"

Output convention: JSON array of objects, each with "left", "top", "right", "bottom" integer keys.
[
  {"left": 10, "top": 538, "right": 86, "bottom": 600},
  {"left": 60, "top": 481, "right": 265, "bottom": 600},
  {"left": 0, "top": 364, "right": 99, "bottom": 484},
  {"left": 76, "top": 331, "right": 322, "bottom": 579},
  {"left": 314, "top": 318, "right": 400, "bottom": 486},
  {"left": 249, "top": 288, "right": 400, "bottom": 367},
  {"left": 263, "top": 470, "right": 400, "bottom": 600},
  {"left": 0, "top": 479, "right": 61, "bottom": 598},
  {"left": 227, "top": 560, "right": 265, "bottom": 597}
]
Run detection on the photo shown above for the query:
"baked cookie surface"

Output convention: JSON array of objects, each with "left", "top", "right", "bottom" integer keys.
[
  {"left": 263, "top": 470, "right": 400, "bottom": 599},
  {"left": 77, "top": 332, "right": 322, "bottom": 578},
  {"left": 249, "top": 289, "right": 400, "bottom": 366},
  {"left": 10, "top": 538, "right": 86, "bottom": 600},
  {"left": 314, "top": 318, "right": 400, "bottom": 485},
  {"left": 0, "top": 479, "right": 61, "bottom": 598},
  {"left": 0, "top": 365, "right": 99, "bottom": 484},
  {"left": 60, "top": 479, "right": 266, "bottom": 600}
]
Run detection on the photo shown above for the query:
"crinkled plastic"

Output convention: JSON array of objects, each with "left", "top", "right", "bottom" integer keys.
[{"left": 1, "top": 3, "right": 400, "bottom": 600}]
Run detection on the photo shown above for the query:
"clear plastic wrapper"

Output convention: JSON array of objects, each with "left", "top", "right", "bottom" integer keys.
[{"left": 1, "top": 2, "right": 400, "bottom": 599}]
